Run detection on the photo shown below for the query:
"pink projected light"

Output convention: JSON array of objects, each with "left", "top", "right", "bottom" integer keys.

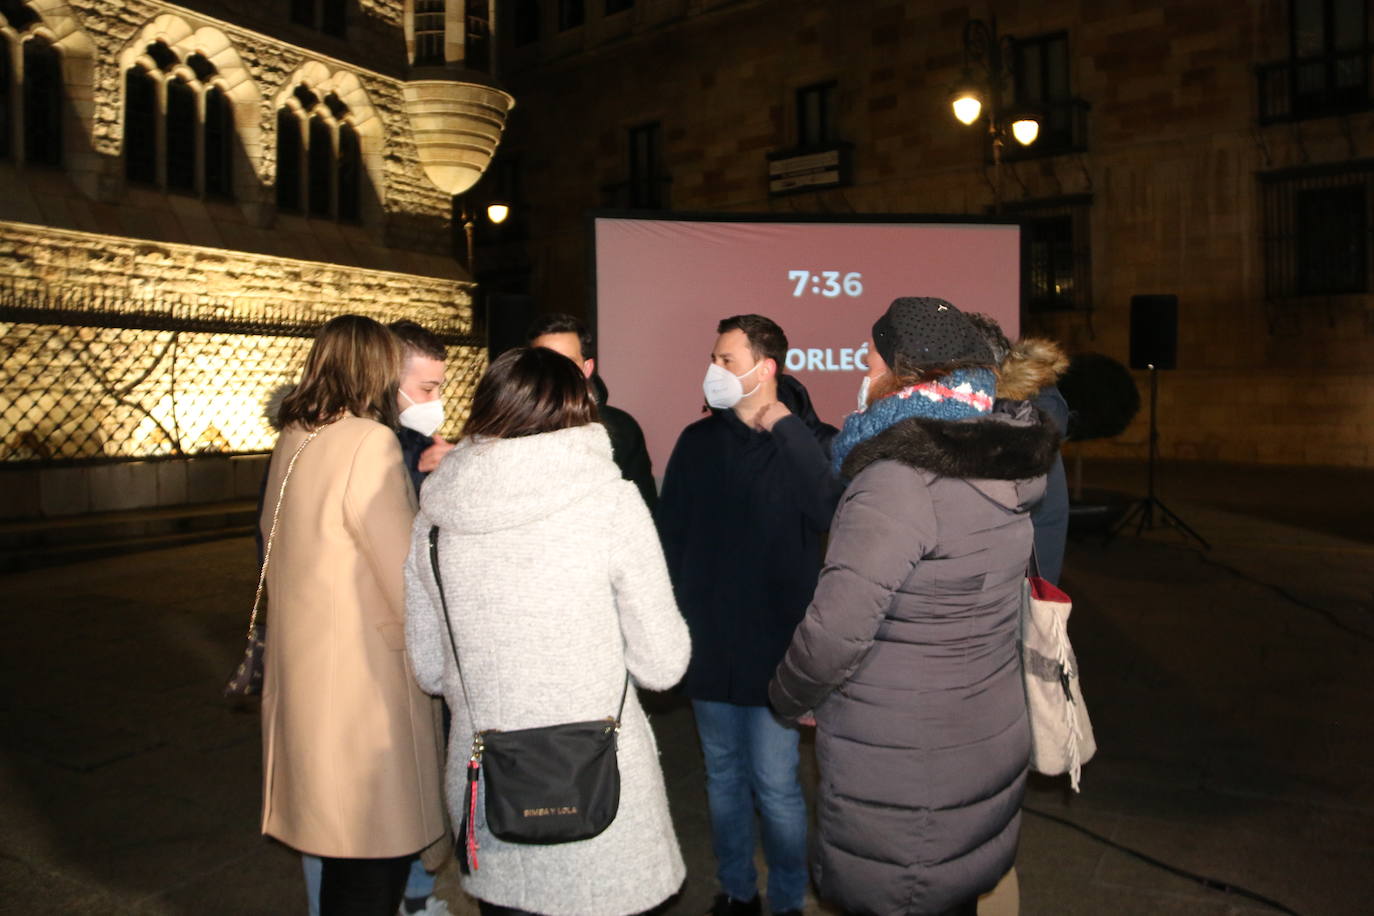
[{"left": 593, "top": 216, "right": 1021, "bottom": 476}]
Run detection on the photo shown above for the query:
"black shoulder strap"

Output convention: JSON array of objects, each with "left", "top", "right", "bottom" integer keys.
[{"left": 428, "top": 525, "right": 630, "bottom": 725}]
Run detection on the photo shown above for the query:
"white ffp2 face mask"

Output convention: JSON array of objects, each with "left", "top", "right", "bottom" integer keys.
[
  {"left": 399, "top": 390, "right": 445, "bottom": 437},
  {"left": 702, "top": 360, "right": 764, "bottom": 409}
]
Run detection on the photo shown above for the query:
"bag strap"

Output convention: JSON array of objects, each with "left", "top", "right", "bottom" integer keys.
[
  {"left": 246, "top": 427, "right": 321, "bottom": 638},
  {"left": 427, "top": 525, "right": 630, "bottom": 729}
]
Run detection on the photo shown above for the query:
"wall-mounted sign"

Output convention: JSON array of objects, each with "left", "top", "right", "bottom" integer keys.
[{"left": 767, "top": 145, "right": 852, "bottom": 196}]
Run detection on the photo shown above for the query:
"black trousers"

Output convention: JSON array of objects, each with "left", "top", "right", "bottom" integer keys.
[{"left": 319, "top": 854, "right": 413, "bottom": 916}]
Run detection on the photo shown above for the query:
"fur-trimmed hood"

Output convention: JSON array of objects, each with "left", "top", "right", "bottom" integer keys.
[
  {"left": 998, "top": 337, "right": 1069, "bottom": 401},
  {"left": 840, "top": 400, "right": 1060, "bottom": 509}
]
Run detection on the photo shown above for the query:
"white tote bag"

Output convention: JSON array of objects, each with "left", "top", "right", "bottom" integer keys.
[{"left": 1021, "top": 575, "right": 1096, "bottom": 791}]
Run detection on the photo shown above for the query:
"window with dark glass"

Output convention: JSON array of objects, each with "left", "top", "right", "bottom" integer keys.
[
  {"left": 414, "top": 0, "right": 446, "bottom": 65},
  {"left": 322, "top": 0, "right": 347, "bottom": 37},
  {"left": 308, "top": 115, "right": 333, "bottom": 217},
  {"left": 465, "top": 0, "right": 491, "bottom": 72},
  {"left": 628, "top": 121, "right": 662, "bottom": 209},
  {"left": 796, "top": 82, "right": 836, "bottom": 147},
  {"left": 1013, "top": 32, "right": 1077, "bottom": 153},
  {"left": 1292, "top": 0, "right": 1368, "bottom": 116},
  {"left": 338, "top": 122, "right": 361, "bottom": 221},
  {"left": 22, "top": 36, "right": 61, "bottom": 166},
  {"left": 1005, "top": 196, "right": 1093, "bottom": 312},
  {"left": 165, "top": 77, "right": 196, "bottom": 191},
  {"left": 276, "top": 108, "right": 303, "bottom": 212},
  {"left": 1025, "top": 216, "right": 1075, "bottom": 310},
  {"left": 124, "top": 67, "right": 158, "bottom": 184},
  {"left": 204, "top": 86, "right": 233, "bottom": 197},
  {"left": 0, "top": 41, "right": 10, "bottom": 160},
  {"left": 514, "top": 0, "right": 540, "bottom": 45},
  {"left": 1261, "top": 162, "right": 1374, "bottom": 297},
  {"left": 558, "top": 0, "right": 584, "bottom": 31},
  {"left": 1297, "top": 185, "right": 1366, "bottom": 293},
  {"left": 606, "top": 0, "right": 633, "bottom": 13}
]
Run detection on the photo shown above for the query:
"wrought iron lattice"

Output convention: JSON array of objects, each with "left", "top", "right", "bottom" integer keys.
[{"left": 0, "top": 280, "right": 485, "bottom": 465}]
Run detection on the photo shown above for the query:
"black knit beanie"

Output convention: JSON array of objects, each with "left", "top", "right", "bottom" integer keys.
[{"left": 871, "top": 297, "right": 995, "bottom": 370}]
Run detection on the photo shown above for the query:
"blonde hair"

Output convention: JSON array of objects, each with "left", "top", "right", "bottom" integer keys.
[{"left": 278, "top": 315, "right": 403, "bottom": 429}]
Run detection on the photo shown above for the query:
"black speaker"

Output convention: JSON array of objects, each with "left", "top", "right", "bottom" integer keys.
[{"left": 1129, "top": 294, "right": 1178, "bottom": 370}]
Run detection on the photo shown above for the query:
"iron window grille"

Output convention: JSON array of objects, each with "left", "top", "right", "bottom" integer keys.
[
  {"left": 1004, "top": 195, "right": 1094, "bottom": 313},
  {"left": 1261, "top": 160, "right": 1374, "bottom": 298}
]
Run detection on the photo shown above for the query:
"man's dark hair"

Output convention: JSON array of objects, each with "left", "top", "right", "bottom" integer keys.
[
  {"left": 717, "top": 314, "right": 788, "bottom": 368},
  {"left": 388, "top": 319, "right": 446, "bottom": 362},
  {"left": 527, "top": 312, "right": 594, "bottom": 360}
]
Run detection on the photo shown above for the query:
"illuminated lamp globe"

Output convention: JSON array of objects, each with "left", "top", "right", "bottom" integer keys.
[
  {"left": 951, "top": 91, "right": 983, "bottom": 126},
  {"left": 486, "top": 202, "right": 510, "bottom": 224},
  {"left": 1010, "top": 116, "right": 1040, "bottom": 146}
]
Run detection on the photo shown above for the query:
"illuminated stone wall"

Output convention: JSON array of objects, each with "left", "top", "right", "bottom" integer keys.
[{"left": 0, "top": 221, "right": 484, "bottom": 469}]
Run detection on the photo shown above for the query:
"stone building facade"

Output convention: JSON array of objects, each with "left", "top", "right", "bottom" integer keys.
[
  {"left": 488, "top": 0, "right": 1373, "bottom": 468},
  {"left": 0, "top": 0, "right": 512, "bottom": 522}
]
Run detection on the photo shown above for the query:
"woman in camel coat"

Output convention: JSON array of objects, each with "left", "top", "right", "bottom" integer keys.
[{"left": 259, "top": 315, "right": 445, "bottom": 915}]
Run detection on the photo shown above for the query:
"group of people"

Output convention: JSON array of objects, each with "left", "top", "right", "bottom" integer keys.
[{"left": 254, "top": 297, "right": 1069, "bottom": 916}]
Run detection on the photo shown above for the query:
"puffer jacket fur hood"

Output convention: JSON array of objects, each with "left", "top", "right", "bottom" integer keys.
[{"left": 996, "top": 337, "right": 1069, "bottom": 401}]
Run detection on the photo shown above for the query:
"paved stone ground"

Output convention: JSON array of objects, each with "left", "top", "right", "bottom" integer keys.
[{"left": 1, "top": 460, "right": 1370, "bottom": 915}]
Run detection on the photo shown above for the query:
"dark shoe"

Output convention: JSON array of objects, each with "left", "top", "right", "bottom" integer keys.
[{"left": 706, "top": 894, "right": 762, "bottom": 916}]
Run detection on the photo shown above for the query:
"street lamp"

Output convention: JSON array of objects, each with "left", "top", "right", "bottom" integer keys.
[
  {"left": 461, "top": 200, "right": 514, "bottom": 275},
  {"left": 949, "top": 16, "right": 1039, "bottom": 213}
]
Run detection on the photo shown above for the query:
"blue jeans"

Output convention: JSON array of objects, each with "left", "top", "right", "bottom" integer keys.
[{"left": 692, "top": 700, "right": 808, "bottom": 912}]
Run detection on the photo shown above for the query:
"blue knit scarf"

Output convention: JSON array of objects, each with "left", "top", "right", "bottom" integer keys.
[{"left": 830, "top": 368, "right": 997, "bottom": 475}]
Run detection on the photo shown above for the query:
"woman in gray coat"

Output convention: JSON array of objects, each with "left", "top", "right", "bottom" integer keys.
[
  {"left": 405, "top": 347, "right": 691, "bottom": 916},
  {"left": 768, "top": 298, "right": 1060, "bottom": 916}
]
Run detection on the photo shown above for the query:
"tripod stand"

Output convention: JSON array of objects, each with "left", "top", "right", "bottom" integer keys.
[{"left": 1107, "top": 365, "right": 1210, "bottom": 550}]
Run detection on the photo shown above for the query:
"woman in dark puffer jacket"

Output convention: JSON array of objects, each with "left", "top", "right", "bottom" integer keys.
[{"left": 768, "top": 297, "right": 1060, "bottom": 916}]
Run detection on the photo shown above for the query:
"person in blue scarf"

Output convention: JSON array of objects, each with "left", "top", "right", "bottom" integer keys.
[{"left": 770, "top": 297, "right": 1060, "bottom": 916}]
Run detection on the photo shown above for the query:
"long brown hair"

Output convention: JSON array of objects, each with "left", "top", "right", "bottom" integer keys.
[
  {"left": 867, "top": 353, "right": 952, "bottom": 403},
  {"left": 278, "top": 315, "right": 403, "bottom": 429},
  {"left": 463, "top": 347, "right": 597, "bottom": 440}
]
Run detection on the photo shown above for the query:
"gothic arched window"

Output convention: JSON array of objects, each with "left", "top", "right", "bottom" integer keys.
[
  {"left": 22, "top": 35, "right": 62, "bottom": 166},
  {"left": 277, "top": 86, "right": 365, "bottom": 222},
  {"left": 123, "top": 44, "right": 237, "bottom": 197}
]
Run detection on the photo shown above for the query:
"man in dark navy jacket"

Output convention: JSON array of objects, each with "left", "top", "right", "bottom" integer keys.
[{"left": 656, "top": 314, "right": 843, "bottom": 916}]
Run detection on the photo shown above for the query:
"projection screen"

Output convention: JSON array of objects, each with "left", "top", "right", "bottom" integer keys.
[{"left": 591, "top": 214, "right": 1021, "bottom": 476}]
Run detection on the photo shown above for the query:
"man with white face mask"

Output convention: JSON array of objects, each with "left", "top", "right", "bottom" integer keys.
[
  {"left": 390, "top": 320, "right": 455, "bottom": 495},
  {"left": 656, "top": 314, "right": 844, "bottom": 916}
]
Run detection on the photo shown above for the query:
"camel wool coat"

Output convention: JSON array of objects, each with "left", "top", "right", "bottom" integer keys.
[
  {"left": 405, "top": 423, "right": 690, "bottom": 916},
  {"left": 260, "top": 417, "right": 446, "bottom": 858}
]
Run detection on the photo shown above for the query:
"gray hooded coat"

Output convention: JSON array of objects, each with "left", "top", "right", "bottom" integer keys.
[
  {"left": 769, "top": 402, "right": 1059, "bottom": 915},
  {"left": 405, "top": 423, "right": 691, "bottom": 916}
]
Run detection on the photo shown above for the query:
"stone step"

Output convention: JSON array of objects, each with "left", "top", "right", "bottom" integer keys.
[{"left": 0, "top": 500, "right": 257, "bottom": 571}]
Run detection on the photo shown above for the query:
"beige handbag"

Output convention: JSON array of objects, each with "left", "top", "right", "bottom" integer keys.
[{"left": 1021, "top": 573, "right": 1096, "bottom": 791}]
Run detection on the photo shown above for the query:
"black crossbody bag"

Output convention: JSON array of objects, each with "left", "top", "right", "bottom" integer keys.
[{"left": 428, "top": 526, "right": 627, "bottom": 873}]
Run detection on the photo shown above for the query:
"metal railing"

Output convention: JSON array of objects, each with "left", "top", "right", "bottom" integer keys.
[{"left": 1257, "top": 47, "right": 1373, "bottom": 124}]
